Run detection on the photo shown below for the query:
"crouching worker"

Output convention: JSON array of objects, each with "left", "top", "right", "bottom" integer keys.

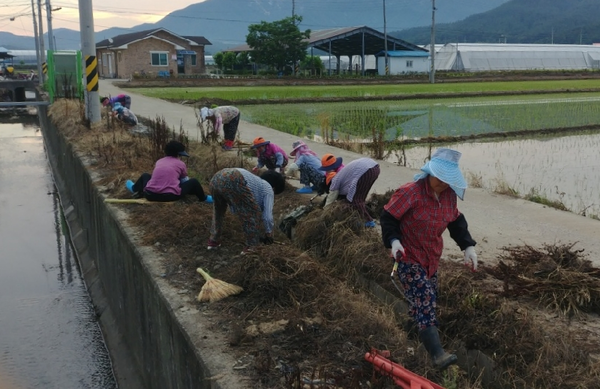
[
  {"left": 112, "top": 102, "right": 138, "bottom": 126},
  {"left": 286, "top": 140, "right": 325, "bottom": 194},
  {"left": 126, "top": 140, "right": 213, "bottom": 203},
  {"left": 101, "top": 94, "right": 132, "bottom": 109},
  {"left": 250, "top": 137, "right": 288, "bottom": 173},
  {"left": 380, "top": 148, "right": 478, "bottom": 370},
  {"left": 320, "top": 154, "right": 380, "bottom": 228},
  {"left": 207, "top": 168, "right": 285, "bottom": 255}
]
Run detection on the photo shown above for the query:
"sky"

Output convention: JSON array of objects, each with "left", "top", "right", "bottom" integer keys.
[{"left": 0, "top": 0, "right": 205, "bottom": 36}]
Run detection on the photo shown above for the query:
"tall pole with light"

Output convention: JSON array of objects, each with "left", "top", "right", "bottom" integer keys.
[
  {"left": 383, "top": 0, "right": 389, "bottom": 75},
  {"left": 429, "top": 0, "right": 436, "bottom": 84}
]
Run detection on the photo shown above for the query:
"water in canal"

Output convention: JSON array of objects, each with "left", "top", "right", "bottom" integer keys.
[{"left": 0, "top": 117, "right": 117, "bottom": 389}]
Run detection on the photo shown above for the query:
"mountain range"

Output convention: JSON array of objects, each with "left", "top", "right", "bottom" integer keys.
[
  {"left": 0, "top": 0, "right": 509, "bottom": 52},
  {"left": 2, "top": 0, "right": 599, "bottom": 54}
]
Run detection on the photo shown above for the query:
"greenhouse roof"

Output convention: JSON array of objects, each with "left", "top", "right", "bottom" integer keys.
[{"left": 434, "top": 43, "right": 600, "bottom": 71}]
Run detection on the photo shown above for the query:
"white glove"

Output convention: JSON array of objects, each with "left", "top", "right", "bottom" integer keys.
[
  {"left": 324, "top": 190, "right": 339, "bottom": 208},
  {"left": 391, "top": 239, "right": 405, "bottom": 261},
  {"left": 464, "top": 246, "right": 478, "bottom": 271}
]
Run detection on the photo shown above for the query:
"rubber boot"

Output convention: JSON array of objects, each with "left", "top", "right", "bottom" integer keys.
[{"left": 419, "top": 326, "right": 457, "bottom": 369}]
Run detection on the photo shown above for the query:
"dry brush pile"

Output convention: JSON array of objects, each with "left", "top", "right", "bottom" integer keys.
[{"left": 48, "top": 98, "right": 600, "bottom": 389}]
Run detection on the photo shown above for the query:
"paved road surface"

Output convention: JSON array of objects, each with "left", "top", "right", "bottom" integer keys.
[{"left": 98, "top": 79, "right": 600, "bottom": 266}]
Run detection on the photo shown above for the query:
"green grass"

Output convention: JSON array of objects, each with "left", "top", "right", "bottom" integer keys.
[{"left": 128, "top": 79, "right": 600, "bottom": 101}]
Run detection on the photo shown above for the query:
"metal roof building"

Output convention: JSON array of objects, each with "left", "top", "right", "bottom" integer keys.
[
  {"left": 225, "top": 26, "right": 427, "bottom": 75},
  {"left": 432, "top": 43, "right": 600, "bottom": 72}
]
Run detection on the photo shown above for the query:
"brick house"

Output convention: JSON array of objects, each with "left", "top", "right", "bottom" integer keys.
[{"left": 96, "top": 28, "right": 211, "bottom": 79}]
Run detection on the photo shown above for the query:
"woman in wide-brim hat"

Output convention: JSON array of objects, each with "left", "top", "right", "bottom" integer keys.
[
  {"left": 250, "top": 137, "right": 288, "bottom": 173},
  {"left": 380, "top": 147, "right": 478, "bottom": 370},
  {"left": 286, "top": 140, "right": 325, "bottom": 194},
  {"left": 320, "top": 155, "right": 380, "bottom": 227}
]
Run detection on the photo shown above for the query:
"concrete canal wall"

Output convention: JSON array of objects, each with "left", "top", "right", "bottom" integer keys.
[{"left": 38, "top": 106, "right": 247, "bottom": 389}]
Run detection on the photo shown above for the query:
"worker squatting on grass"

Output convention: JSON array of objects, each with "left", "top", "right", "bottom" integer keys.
[
  {"left": 125, "top": 140, "right": 213, "bottom": 203},
  {"left": 380, "top": 148, "right": 478, "bottom": 370},
  {"left": 286, "top": 140, "right": 325, "bottom": 194},
  {"left": 250, "top": 137, "right": 289, "bottom": 173}
]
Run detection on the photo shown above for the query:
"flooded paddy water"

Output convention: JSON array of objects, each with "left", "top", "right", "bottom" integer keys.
[
  {"left": 392, "top": 132, "right": 600, "bottom": 218},
  {"left": 0, "top": 119, "right": 116, "bottom": 388}
]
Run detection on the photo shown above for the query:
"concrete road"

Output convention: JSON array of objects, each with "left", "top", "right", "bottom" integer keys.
[{"left": 98, "top": 79, "right": 600, "bottom": 266}]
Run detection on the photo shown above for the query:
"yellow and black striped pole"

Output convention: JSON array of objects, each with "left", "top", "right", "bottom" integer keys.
[
  {"left": 42, "top": 62, "right": 48, "bottom": 75},
  {"left": 85, "top": 55, "right": 98, "bottom": 92},
  {"left": 80, "top": 0, "right": 101, "bottom": 123}
]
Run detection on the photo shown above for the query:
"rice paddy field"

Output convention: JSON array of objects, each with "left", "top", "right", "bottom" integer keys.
[
  {"left": 240, "top": 93, "right": 600, "bottom": 139},
  {"left": 129, "top": 79, "right": 600, "bottom": 101}
]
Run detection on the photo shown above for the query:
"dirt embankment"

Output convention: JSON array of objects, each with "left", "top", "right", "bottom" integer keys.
[{"left": 48, "top": 99, "right": 600, "bottom": 389}]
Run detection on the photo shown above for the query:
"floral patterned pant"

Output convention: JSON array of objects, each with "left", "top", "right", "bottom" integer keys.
[
  {"left": 394, "top": 261, "right": 438, "bottom": 330},
  {"left": 298, "top": 163, "right": 325, "bottom": 188}
]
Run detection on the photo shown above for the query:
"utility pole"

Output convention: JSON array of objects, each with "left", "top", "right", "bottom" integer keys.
[
  {"left": 79, "top": 0, "right": 101, "bottom": 123},
  {"left": 31, "top": 0, "right": 43, "bottom": 86},
  {"left": 37, "top": 0, "right": 46, "bottom": 82},
  {"left": 383, "top": 0, "right": 389, "bottom": 75},
  {"left": 292, "top": 0, "right": 295, "bottom": 18},
  {"left": 45, "top": 0, "right": 55, "bottom": 51},
  {"left": 429, "top": 0, "right": 436, "bottom": 84}
]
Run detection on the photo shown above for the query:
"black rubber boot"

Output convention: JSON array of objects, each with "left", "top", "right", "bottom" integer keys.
[{"left": 419, "top": 326, "right": 457, "bottom": 369}]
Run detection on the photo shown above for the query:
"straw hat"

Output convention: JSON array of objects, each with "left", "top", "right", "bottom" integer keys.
[
  {"left": 319, "top": 153, "right": 343, "bottom": 171},
  {"left": 414, "top": 148, "right": 467, "bottom": 200},
  {"left": 290, "top": 140, "right": 307, "bottom": 157},
  {"left": 251, "top": 137, "right": 270, "bottom": 149}
]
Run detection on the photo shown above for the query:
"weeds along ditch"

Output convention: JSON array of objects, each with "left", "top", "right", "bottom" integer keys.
[{"left": 47, "top": 98, "right": 600, "bottom": 389}]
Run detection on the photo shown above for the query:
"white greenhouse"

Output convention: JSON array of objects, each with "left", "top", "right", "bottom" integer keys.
[{"left": 430, "top": 43, "right": 600, "bottom": 72}]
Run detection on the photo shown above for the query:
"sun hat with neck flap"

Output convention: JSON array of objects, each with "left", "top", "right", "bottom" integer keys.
[{"left": 414, "top": 148, "right": 467, "bottom": 200}]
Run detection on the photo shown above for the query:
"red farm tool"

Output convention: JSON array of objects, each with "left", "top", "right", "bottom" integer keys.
[{"left": 365, "top": 348, "right": 446, "bottom": 389}]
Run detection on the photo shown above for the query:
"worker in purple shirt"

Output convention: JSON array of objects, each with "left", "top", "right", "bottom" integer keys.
[
  {"left": 101, "top": 94, "right": 132, "bottom": 109},
  {"left": 125, "top": 140, "right": 212, "bottom": 203},
  {"left": 250, "top": 137, "right": 289, "bottom": 173}
]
